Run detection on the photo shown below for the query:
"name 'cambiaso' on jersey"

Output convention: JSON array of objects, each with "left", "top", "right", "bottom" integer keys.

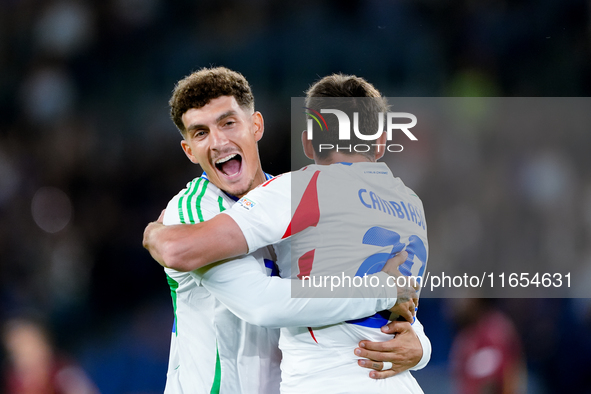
[{"left": 224, "top": 162, "right": 428, "bottom": 394}]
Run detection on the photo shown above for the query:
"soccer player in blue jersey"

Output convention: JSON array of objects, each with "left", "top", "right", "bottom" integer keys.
[{"left": 147, "top": 67, "right": 429, "bottom": 393}]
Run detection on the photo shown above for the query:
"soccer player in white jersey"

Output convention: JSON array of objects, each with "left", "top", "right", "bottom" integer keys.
[
  {"left": 160, "top": 67, "right": 281, "bottom": 393},
  {"left": 145, "top": 73, "right": 430, "bottom": 393},
  {"left": 151, "top": 68, "right": 430, "bottom": 393}
]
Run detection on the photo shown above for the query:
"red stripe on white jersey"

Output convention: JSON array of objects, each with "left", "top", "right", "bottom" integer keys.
[
  {"left": 307, "top": 327, "right": 318, "bottom": 344},
  {"left": 281, "top": 171, "right": 320, "bottom": 239}
]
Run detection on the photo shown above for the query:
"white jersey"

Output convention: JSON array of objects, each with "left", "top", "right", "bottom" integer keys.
[
  {"left": 224, "top": 162, "right": 429, "bottom": 393},
  {"left": 162, "top": 174, "right": 281, "bottom": 394}
]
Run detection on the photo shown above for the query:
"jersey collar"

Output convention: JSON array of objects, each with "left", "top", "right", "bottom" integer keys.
[{"left": 200, "top": 171, "right": 274, "bottom": 201}]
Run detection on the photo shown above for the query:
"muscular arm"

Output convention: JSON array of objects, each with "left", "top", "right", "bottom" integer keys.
[
  {"left": 143, "top": 213, "right": 247, "bottom": 271},
  {"left": 196, "top": 254, "right": 429, "bottom": 374},
  {"left": 194, "top": 254, "right": 398, "bottom": 328},
  {"left": 144, "top": 172, "right": 291, "bottom": 271}
]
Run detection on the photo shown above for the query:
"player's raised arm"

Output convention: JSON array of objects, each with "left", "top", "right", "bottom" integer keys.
[
  {"left": 195, "top": 253, "right": 399, "bottom": 328},
  {"left": 143, "top": 211, "right": 248, "bottom": 271}
]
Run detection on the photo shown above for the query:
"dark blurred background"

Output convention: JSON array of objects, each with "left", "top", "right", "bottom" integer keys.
[{"left": 1, "top": 0, "right": 591, "bottom": 393}]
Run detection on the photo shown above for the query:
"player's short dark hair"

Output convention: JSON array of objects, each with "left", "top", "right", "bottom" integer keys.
[
  {"left": 304, "top": 74, "right": 389, "bottom": 160},
  {"left": 169, "top": 67, "right": 254, "bottom": 135}
]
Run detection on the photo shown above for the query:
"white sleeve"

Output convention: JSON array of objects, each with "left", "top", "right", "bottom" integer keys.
[
  {"left": 163, "top": 191, "right": 184, "bottom": 225},
  {"left": 222, "top": 173, "right": 292, "bottom": 253},
  {"left": 410, "top": 315, "right": 431, "bottom": 371},
  {"left": 194, "top": 254, "right": 396, "bottom": 329}
]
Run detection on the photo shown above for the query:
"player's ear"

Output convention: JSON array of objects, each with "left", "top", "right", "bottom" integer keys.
[
  {"left": 181, "top": 139, "right": 199, "bottom": 164},
  {"left": 301, "top": 130, "right": 315, "bottom": 160},
  {"left": 374, "top": 131, "right": 387, "bottom": 160},
  {"left": 253, "top": 111, "right": 264, "bottom": 142}
]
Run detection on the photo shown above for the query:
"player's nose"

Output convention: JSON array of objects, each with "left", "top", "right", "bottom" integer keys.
[{"left": 209, "top": 128, "right": 230, "bottom": 148}]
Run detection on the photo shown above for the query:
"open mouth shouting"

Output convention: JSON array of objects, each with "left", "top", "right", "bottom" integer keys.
[{"left": 215, "top": 153, "right": 243, "bottom": 178}]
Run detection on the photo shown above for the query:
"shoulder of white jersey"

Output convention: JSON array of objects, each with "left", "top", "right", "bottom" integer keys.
[
  {"left": 163, "top": 176, "right": 231, "bottom": 225},
  {"left": 232, "top": 172, "right": 291, "bottom": 213},
  {"left": 403, "top": 184, "right": 424, "bottom": 205},
  {"left": 292, "top": 167, "right": 322, "bottom": 186},
  {"left": 401, "top": 183, "right": 427, "bottom": 232},
  {"left": 258, "top": 171, "right": 291, "bottom": 188}
]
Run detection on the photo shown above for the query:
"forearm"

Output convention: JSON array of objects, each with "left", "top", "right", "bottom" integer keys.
[
  {"left": 143, "top": 214, "right": 248, "bottom": 271},
  {"left": 198, "top": 257, "right": 395, "bottom": 328},
  {"left": 409, "top": 316, "right": 431, "bottom": 371}
]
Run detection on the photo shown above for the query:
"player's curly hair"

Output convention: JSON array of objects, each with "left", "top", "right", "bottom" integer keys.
[
  {"left": 305, "top": 74, "right": 389, "bottom": 160},
  {"left": 169, "top": 67, "right": 254, "bottom": 135}
]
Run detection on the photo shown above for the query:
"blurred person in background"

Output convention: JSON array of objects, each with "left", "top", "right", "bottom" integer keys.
[
  {"left": 448, "top": 298, "right": 526, "bottom": 394},
  {"left": 1, "top": 316, "right": 98, "bottom": 394}
]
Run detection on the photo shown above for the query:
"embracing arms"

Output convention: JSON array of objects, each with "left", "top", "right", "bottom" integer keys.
[{"left": 143, "top": 210, "right": 247, "bottom": 271}]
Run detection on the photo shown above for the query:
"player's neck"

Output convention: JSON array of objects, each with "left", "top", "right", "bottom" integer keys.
[
  {"left": 252, "top": 167, "right": 267, "bottom": 188},
  {"left": 314, "top": 152, "right": 374, "bottom": 165},
  {"left": 243, "top": 167, "right": 267, "bottom": 195}
]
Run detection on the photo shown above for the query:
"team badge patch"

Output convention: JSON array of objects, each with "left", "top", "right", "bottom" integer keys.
[{"left": 237, "top": 197, "right": 256, "bottom": 210}]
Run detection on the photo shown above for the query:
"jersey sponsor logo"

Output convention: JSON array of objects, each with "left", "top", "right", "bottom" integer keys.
[{"left": 237, "top": 197, "right": 257, "bottom": 210}]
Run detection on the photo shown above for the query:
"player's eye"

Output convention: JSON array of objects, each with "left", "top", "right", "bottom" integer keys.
[
  {"left": 224, "top": 120, "right": 235, "bottom": 127},
  {"left": 194, "top": 130, "right": 207, "bottom": 138}
]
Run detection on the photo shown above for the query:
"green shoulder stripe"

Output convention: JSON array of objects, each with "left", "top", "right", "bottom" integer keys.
[
  {"left": 166, "top": 274, "right": 179, "bottom": 336},
  {"left": 210, "top": 345, "right": 221, "bottom": 393},
  {"left": 194, "top": 178, "right": 209, "bottom": 222},
  {"left": 185, "top": 178, "right": 203, "bottom": 224},
  {"left": 178, "top": 178, "right": 211, "bottom": 224},
  {"left": 217, "top": 196, "right": 226, "bottom": 212},
  {"left": 178, "top": 179, "right": 200, "bottom": 224}
]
